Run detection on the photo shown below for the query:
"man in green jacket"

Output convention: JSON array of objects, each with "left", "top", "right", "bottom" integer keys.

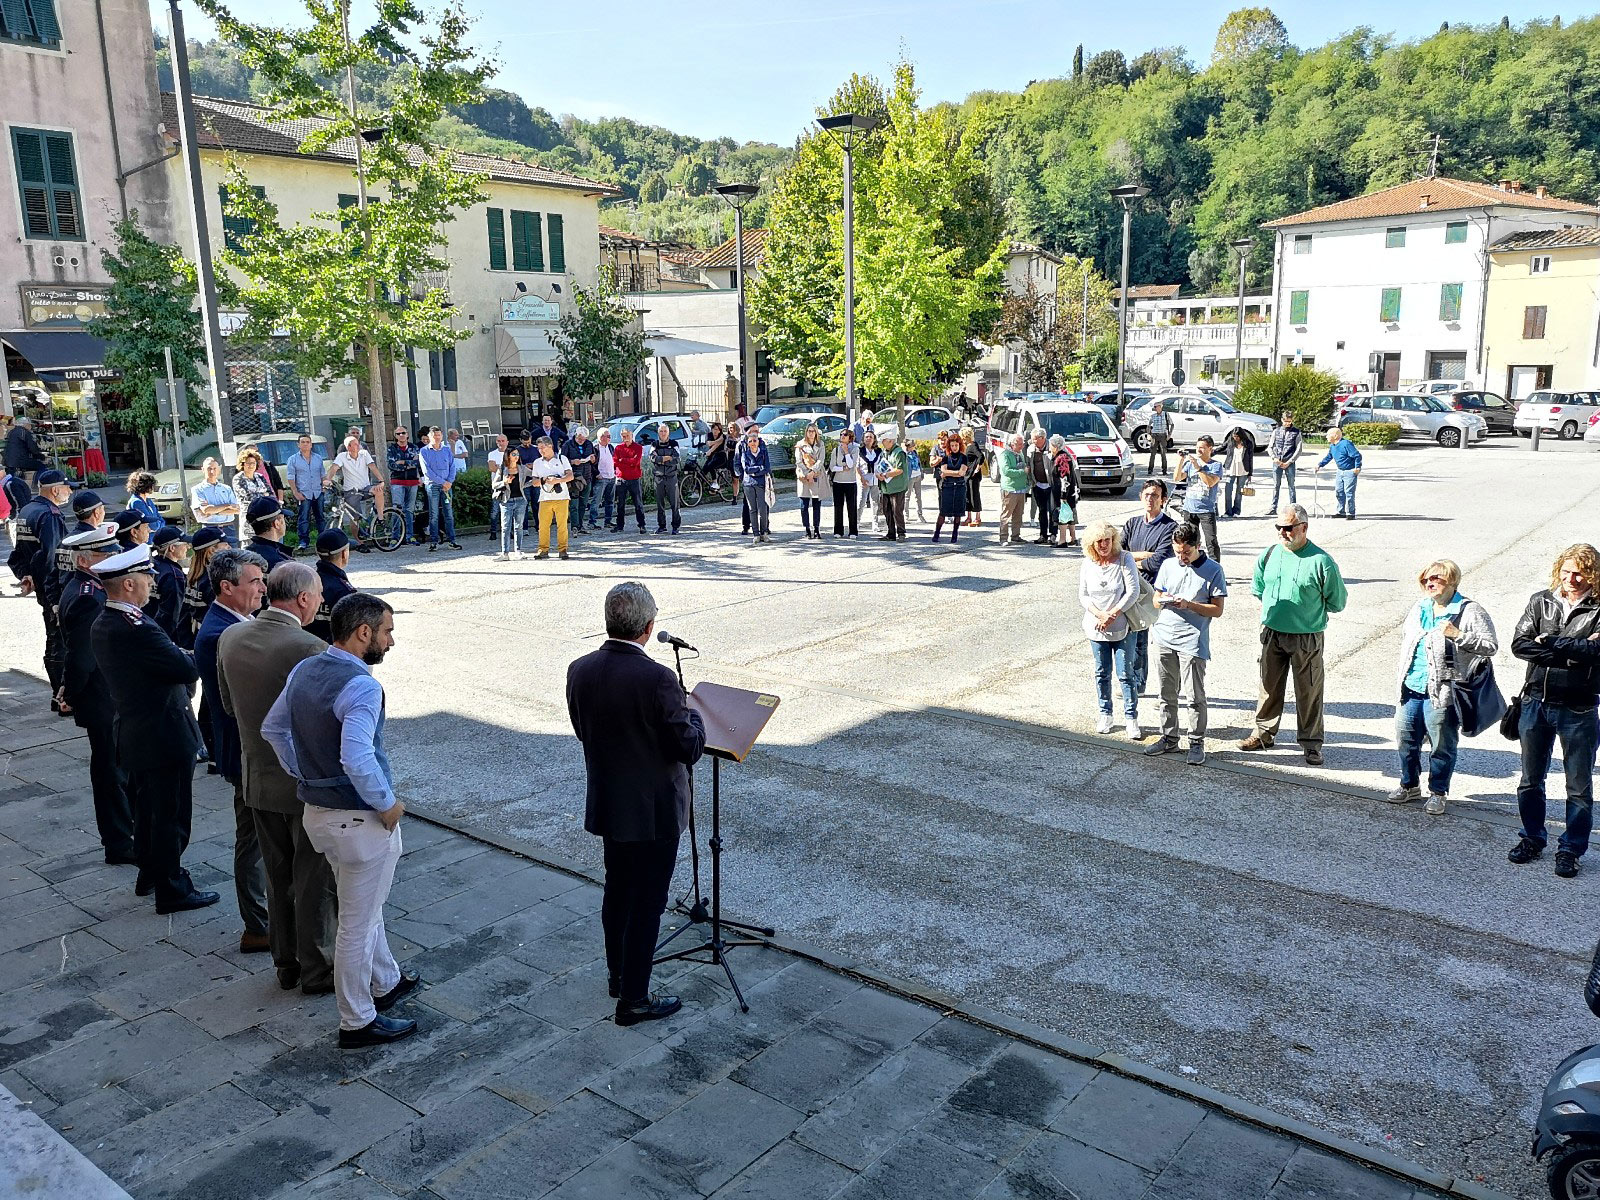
[
  {"left": 998, "top": 432, "right": 1030, "bottom": 546},
  {"left": 1240, "top": 503, "right": 1348, "bottom": 764},
  {"left": 877, "top": 429, "right": 910, "bottom": 541}
]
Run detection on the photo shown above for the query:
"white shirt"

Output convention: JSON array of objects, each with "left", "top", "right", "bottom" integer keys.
[
  {"left": 528, "top": 454, "right": 572, "bottom": 496},
  {"left": 596, "top": 443, "right": 616, "bottom": 480},
  {"left": 451, "top": 437, "right": 470, "bottom": 466},
  {"left": 487, "top": 448, "right": 506, "bottom": 471},
  {"left": 331, "top": 449, "right": 375, "bottom": 492}
]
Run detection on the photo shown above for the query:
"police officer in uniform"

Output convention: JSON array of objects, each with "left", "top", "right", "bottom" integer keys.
[
  {"left": 307, "top": 528, "right": 355, "bottom": 643},
  {"left": 180, "top": 526, "right": 227, "bottom": 651},
  {"left": 149, "top": 527, "right": 189, "bottom": 641},
  {"left": 90, "top": 544, "right": 219, "bottom": 914},
  {"left": 8, "top": 469, "right": 71, "bottom": 709},
  {"left": 59, "top": 523, "right": 136, "bottom": 865},
  {"left": 113, "top": 507, "right": 151, "bottom": 550},
  {"left": 45, "top": 490, "right": 108, "bottom": 630},
  {"left": 245, "top": 496, "right": 294, "bottom": 573}
]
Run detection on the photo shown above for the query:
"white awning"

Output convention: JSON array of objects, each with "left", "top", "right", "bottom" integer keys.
[
  {"left": 644, "top": 332, "right": 733, "bottom": 356},
  {"left": 495, "top": 324, "right": 561, "bottom": 376}
]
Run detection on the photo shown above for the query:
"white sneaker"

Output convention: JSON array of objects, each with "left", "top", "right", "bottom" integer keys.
[
  {"left": 493, "top": 553, "right": 509, "bottom": 562},
  {"left": 1424, "top": 793, "right": 1447, "bottom": 816},
  {"left": 1095, "top": 714, "right": 1114, "bottom": 735},
  {"left": 515, "top": 551, "right": 527, "bottom": 561},
  {"left": 1384, "top": 785, "right": 1421, "bottom": 805},
  {"left": 1125, "top": 719, "right": 1143, "bottom": 741}
]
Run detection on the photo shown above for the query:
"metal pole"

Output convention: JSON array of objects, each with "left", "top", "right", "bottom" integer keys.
[
  {"left": 163, "top": 346, "right": 189, "bottom": 505},
  {"left": 733, "top": 204, "right": 748, "bottom": 410},
  {"left": 167, "top": 0, "right": 232, "bottom": 455},
  {"left": 843, "top": 137, "right": 856, "bottom": 421},
  {"left": 1116, "top": 203, "right": 1131, "bottom": 404},
  {"left": 1081, "top": 262, "right": 1089, "bottom": 349},
  {"left": 1234, "top": 250, "right": 1247, "bottom": 385},
  {"left": 342, "top": 0, "right": 388, "bottom": 458}
]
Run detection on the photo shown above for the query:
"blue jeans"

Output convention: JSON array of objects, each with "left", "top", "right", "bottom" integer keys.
[
  {"left": 1090, "top": 638, "right": 1137, "bottom": 719},
  {"left": 1395, "top": 689, "right": 1460, "bottom": 795},
  {"left": 1224, "top": 476, "right": 1247, "bottom": 516},
  {"left": 592, "top": 478, "right": 614, "bottom": 526},
  {"left": 613, "top": 479, "right": 644, "bottom": 529},
  {"left": 569, "top": 482, "right": 589, "bottom": 531},
  {"left": 425, "top": 483, "right": 456, "bottom": 545},
  {"left": 389, "top": 483, "right": 417, "bottom": 542},
  {"left": 1129, "top": 628, "right": 1149, "bottom": 693},
  {"left": 499, "top": 497, "right": 526, "bottom": 554},
  {"left": 1334, "top": 468, "right": 1358, "bottom": 516},
  {"left": 1271, "top": 463, "right": 1297, "bottom": 508},
  {"left": 296, "top": 493, "right": 326, "bottom": 547},
  {"left": 1518, "top": 697, "right": 1599, "bottom": 856}
]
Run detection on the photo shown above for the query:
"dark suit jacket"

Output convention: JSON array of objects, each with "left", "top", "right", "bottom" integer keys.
[
  {"left": 59, "top": 572, "right": 112, "bottom": 724},
  {"left": 195, "top": 602, "right": 249, "bottom": 782},
  {"left": 567, "top": 639, "right": 705, "bottom": 842},
  {"left": 217, "top": 607, "right": 326, "bottom": 814},
  {"left": 91, "top": 604, "right": 202, "bottom": 769}
]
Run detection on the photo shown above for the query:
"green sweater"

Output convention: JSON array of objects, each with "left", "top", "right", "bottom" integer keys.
[
  {"left": 879, "top": 446, "right": 910, "bottom": 495},
  {"left": 1000, "top": 448, "right": 1029, "bottom": 493},
  {"left": 1253, "top": 540, "right": 1348, "bottom": 633}
]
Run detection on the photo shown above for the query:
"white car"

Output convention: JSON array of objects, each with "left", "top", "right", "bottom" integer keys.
[
  {"left": 984, "top": 396, "right": 1135, "bottom": 495},
  {"left": 1408, "top": 380, "right": 1469, "bottom": 397},
  {"left": 1339, "top": 393, "right": 1487, "bottom": 446},
  {"left": 757, "top": 412, "right": 847, "bottom": 467},
  {"left": 1514, "top": 390, "right": 1600, "bottom": 440},
  {"left": 1120, "top": 393, "right": 1277, "bottom": 453},
  {"left": 870, "top": 405, "right": 962, "bottom": 444}
]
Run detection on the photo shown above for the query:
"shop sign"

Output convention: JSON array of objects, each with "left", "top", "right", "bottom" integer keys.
[
  {"left": 20, "top": 284, "right": 111, "bottom": 328},
  {"left": 501, "top": 295, "right": 560, "bottom": 322}
]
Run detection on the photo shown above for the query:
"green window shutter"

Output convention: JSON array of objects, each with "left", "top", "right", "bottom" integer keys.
[
  {"left": 1439, "top": 283, "right": 1463, "bottom": 322},
  {"left": 1380, "top": 287, "right": 1402, "bottom": 321},
  {"left": 1445, "top": 221, "right": 1468, "bottom": 245},
  {"left": 510, "top": 210, "right": 531, "bottom": 272},
  {"left": 0, "top": 1, "right": 28, "bottom": 41},
  {"left": 1288, "top": 290, "right": 1308, "bottom": 325},
  {"left": 547, "top": 214, "right": 565, "bottom": 273},
  {"left": 219, "top": 184, "right": 263, "bottom": 254},
  {"left": 27, "top": 0, "right": 60, "bottom": 43},
  {"left": 43, "top": 133, "right": 80, "bottom": 239},
  {"left": 487, "top": 207, "right": 507, "bottom": 270},
  {"left": 12, "top": 128, "right": 52, "bottom": 238}
]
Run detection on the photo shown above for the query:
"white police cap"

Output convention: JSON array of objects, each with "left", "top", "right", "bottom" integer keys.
[
  {"left": 62, "top": 522, "right": 120, "bottom": 554},
  {"left": 90, "top": 543, "right": 156, "bottom": 581}
]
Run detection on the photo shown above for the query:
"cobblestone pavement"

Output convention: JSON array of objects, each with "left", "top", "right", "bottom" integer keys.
[{"left": 0, "top": 673, "right": 1469, "bottom": 1200}]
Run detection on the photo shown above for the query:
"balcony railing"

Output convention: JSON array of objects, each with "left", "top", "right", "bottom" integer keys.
[{"left": 1128, "top": 323, "right": 1272, "bottom": 346}]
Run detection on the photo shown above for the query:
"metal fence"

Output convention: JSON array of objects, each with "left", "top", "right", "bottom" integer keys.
[{"left": 221, "top": 357, "right": 310, "bottom": 437}]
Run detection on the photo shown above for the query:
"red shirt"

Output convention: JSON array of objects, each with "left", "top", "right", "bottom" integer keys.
[{"left": 613, "top": 441, "right": 643, "bottom": 481}]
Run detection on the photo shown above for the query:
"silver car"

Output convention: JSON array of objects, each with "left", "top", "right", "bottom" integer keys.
[
  {"left": 1120, "top": 393, "right": 1277, "bottom": 453},
  {"left": 1338, "top": 392, "right": 1486, "bottom": 447}
]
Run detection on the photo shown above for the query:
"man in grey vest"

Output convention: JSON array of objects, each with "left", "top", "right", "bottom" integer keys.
[
  {"left": 262, "top": 592, "right": 421, "bottom": 1047},
  {"left": 217, "top": 562, "right": 338, "bottom": 995}
]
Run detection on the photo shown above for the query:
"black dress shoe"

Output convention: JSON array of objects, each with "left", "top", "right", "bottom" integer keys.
[
  {"left": 135, "top": 877, "right": 153, "bottom": 897},
  {"left": 338, "top": 1014, "right": 418, "bottom": 1049},
  {"left": 615, "top": 994, "right": 682, "bottom": 1026},
  {"left": 374, "top": 971, "right": 422, "bottom": 1012},
  {"left": 608, "top": 973, "right": 621, "bottom": 1000},
  {"left": 277, "top": 966, "right": 301, "bottom": 991},
  {"left": 155, "top": 889, "right": 220, "bottom": 915},
  {"left": 301, "top": 980, "right": 335, "bottom": 997}
]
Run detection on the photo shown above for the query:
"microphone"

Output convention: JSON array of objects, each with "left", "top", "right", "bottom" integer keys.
[{"left": 656, "top": 630, "right": 696, "bottom": 652}]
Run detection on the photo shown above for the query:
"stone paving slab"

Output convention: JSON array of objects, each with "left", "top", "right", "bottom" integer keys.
[{"left": 0, "top": 673, "right": 1482, "bottom": 1200}]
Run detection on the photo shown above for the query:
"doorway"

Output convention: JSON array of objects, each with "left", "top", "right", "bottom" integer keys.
[
  {"left": 1381, "top": 353, "right": 1402, "bottom": 390},
  {"left": 1507, "top": 365, "right": 1553, "bottom": 400}
]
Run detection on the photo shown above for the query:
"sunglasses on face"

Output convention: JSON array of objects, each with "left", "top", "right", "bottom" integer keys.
[
  {"left": 1275, "top": 522, "right": 1304, "bottom": 533},
  {"left": 1423, "top": 574, "right": 1447, "bottom": 585}
]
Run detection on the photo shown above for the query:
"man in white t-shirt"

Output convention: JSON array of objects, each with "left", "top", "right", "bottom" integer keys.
[
  {"left": 448, "top": 429, "right": 471, "bottom": 475},
  {"left": 527, "top": 437, "right": 574, "bottom": 560},
  {"left": 327, "top": 435, "right": 385, "bottom": 534}
]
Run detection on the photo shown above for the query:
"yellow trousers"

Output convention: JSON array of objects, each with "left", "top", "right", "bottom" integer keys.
[{"left": 538, "top": 498, "right": 569, "bottom": 553}]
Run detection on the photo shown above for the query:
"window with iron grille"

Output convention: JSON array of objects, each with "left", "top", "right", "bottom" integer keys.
[
  {"left": 1380, "top": 287, "right": 1402, "bottom": 322},
  {"left": 0, "top": 0, "right": 61, "bottom": 49},
  {"left": 11, "top": 127, "right": 81, "bottom": 240},
  {"left": 1438, "top": 283, "right": 1463, "bottom": 322},
  {"left": 1524, "top": 305, "right": 1548, "bottom": 339}
]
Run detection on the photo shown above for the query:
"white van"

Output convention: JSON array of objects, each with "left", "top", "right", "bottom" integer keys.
[{"left": 985, "top": 396, "right": 1135, "bottom": 495}]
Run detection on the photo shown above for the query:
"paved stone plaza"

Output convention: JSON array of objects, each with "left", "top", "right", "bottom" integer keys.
[{"left": 4, "top": 436, "right": 1596, "bottom": 1197}]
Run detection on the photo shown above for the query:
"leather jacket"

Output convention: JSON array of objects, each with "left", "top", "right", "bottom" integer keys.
[{"left": 1512, "top": 589, "right": 1600, "bottom": 709}]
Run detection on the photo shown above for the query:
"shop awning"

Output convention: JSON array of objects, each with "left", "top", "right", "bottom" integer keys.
[
  {"left": 494, "top": 324, "right": 561, "bottom": 377},
  {"left": 2, "top": 329, "right": 117, "bottom": 380},
  {"left": 644, "top": 332, "right": 732, "bottom": 356}
]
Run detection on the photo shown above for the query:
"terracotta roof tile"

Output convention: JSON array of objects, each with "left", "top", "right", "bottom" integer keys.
[
  {"left": 693, "top": 229, "right": 767, "bottom": 269},
  {"left": 1489, "top": 226, "right": 1600, "bottom": 252},
  {"left": 1117, "top": 284, "right": 1181, "bottom": 301},
  {"left": 1264, "top": 176, "right": 1600, "bottom": 228}
]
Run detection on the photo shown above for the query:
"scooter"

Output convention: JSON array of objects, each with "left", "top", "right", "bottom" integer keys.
[{"left": 1532, "top": 943, "right": 1600, "bottom": 1197}]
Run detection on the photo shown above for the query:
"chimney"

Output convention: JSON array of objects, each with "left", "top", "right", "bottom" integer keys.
[
  {"left": 1498, "top": 179, "right": 1513, "bottom": 191},
  {"left": 1509, "top": 180, "right": 1524, "bottom": 194},
  {"left": 1419, "top": 193, "right": 1432, "bottom": 209},
  {"left": 1536, "top": 185, "right": 1549, "bottom": 198}
]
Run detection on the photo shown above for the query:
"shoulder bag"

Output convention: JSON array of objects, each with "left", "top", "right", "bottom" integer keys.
[
  {"left": 1446, "top": 635, "right": 1506, "bottom": 738},
  {"left": 1124, "top": 568, "right": 1158, "bottom": 633}
]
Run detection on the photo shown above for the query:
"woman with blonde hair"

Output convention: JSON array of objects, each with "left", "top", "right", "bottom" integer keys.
[
  {"left": 231, "top": 448, "right": 272, "bottom": 542},
  {"left": 1079, "top": 519, "right": 1142, "bottom": 738},
  {"left": 794, "top": 423, "right": 826, "bottom": 539},
  {"left": 960, "top": 427, "right": 984, "bottom": 527},
  {"left": 1388, "top": 559, "right": 1498, "bottom": 816}
]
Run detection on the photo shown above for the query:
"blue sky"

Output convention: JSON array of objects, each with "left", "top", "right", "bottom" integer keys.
[{"left": 163, "top": 1, "right": 1569, "bottom": 145}]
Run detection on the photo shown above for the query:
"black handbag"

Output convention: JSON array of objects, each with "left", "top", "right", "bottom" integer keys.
[
  {"left": 1500, "top": 694, "right": 1523, "bottom": 741},
  {"left": 1446, "top": 634, "right": 1506, "bottom": 737}
]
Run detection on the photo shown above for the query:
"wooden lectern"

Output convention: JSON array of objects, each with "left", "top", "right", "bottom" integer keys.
[{"left": 652, "top": 682, "right": 779, "bottom": 1011}]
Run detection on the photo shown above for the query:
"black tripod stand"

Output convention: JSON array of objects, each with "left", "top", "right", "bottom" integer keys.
[{"left": 653, "top": 649, "right": 774, "bottom": 1012}]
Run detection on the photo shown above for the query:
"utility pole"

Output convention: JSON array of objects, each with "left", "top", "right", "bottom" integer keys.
[
  {"left": 341, "top": 0, "right": 388, "bottom": 455},
  {"left": 1232, "top": 238, "right": 1253, "bottom": 385}
]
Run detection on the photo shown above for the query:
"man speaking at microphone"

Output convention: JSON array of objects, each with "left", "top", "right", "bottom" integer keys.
[{"left": 567, "top": 582, "right": 705, "bottom": 1026}]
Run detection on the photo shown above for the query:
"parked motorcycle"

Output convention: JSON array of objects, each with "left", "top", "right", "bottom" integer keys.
[{"left": 1532, "top": 943, "right": 1600, "bottom": 1197}]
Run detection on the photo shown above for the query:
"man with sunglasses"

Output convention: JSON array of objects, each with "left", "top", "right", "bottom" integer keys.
[{"left": 1240, "top": 503, "right": 1347, "bottom": 765}]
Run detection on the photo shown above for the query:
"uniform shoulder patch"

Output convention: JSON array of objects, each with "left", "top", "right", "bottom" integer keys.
[{"left": 118, "top": 608, "right": 145, "bottom": 625}]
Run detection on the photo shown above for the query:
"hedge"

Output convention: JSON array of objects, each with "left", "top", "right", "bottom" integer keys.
[
  {"left": 1341, "top": 422, "right": 1402, "bottom": 446},
  {"left": 451, "top": 467, "right": 493, "bottom": 527},
  {"left": 1233, "top": 365, "right": 1340, "bottom": 432}
]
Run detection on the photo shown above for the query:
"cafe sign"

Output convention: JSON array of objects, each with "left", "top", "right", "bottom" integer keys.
[
  {"left": 20, "top": 284, "right": 111, "bottom": 329},
  {"left": 501, "top": 295, "right": 560, "bottom": 322}
]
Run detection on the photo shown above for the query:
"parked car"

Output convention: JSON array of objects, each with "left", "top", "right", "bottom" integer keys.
[
  {"left": 1332, "top": 381, "right": 1371, "bottom": 404},
  {"left": 756, "top": 412, "right": 848, "bottom": 468},
  {"left": 750, "top": 400, "right": 839, "bottom": 426},
  {"left": 985, "top": 395, "right": 1135, "bottom": 495},
  {"left": 151, "top": 432, "right": 328, "bottom": 522},
  {"left": 1120, "top": 392, "right": 1277, "bottom": 453},
  {"left": 1407, "top": 381, "right": 1468, "bottom": 397},
  {"left": 1338, "top": 393, "right": 1487, "bottom": 447},
  {"left": 870, "top": 405, "right": 962, "bottom": 444},
  {"left": 604, "top": 413, "right": 707, "bottom": 467},
  {"left": 1513, "top": 391, "right": 1600, "bottom": 440},
  {"left": 1582, "top": 411, "right": 1600, "bottom": 447},
  {"left": 1442, "top": 390, "right": 1517, "bottom": 436}
]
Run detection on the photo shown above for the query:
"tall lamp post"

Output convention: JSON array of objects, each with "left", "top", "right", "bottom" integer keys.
[
  {"left": 341, "top": 0, "right": 389, "bottom": 454},
  {"left": 1231, "top": 237, "right": 1253, "bottom": 386},
  {"left": 714, "top": 182, "right": 759, "bottom": 419},
  {"left": 1110, "top": 183, "right": 1149, "bottom": 404},
  {"left": 818, "top": 113, "right": 882, "bottom": 423}
]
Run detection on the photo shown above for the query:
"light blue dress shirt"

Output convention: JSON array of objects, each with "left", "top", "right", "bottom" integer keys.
[{"left": 261, "top": 646, "right": 395, "bottom": 811}]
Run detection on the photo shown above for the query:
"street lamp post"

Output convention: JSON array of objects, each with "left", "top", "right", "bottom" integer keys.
[
  {"left": 1232, "top": 237, "right": 1254, "bottom": 386},
  {"left": 341, "top": 0, "right": 388, "bottom": 455},
  {"left": 1110, "top": 183, "right": 1149, "bottom": 405},
  {"left": 818, "top": 114, "right": 882, "bottom": 425},
  {"left": 714, "top": 183, "right": 759, "bottom": 421}
]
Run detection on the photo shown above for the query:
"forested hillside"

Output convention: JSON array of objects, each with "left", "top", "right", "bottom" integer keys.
[{"left": 158, "top": 10, "right": 1600, "bottom": 286}]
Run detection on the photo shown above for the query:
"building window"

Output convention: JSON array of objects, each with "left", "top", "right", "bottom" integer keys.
[
  {"left": 510, "top": 210, "right": 544, "bottom": 272},
  {"left": 0, "top": 0, "right": 60, "bottom": 49},
  {"left": 1288, "top": 290, "right": 1308, "bottom": 324},
  {"left": 12, "top": 127, "right": 81, "bottom": 240},
  {"left": 1444, "top": 221, "right": 1468, "bottom": 244},
  {"left": 1385, "top": 227, "right": 1407, "bottom": 249},
  {"left": 1524, "top": 305, "right": 1548, "bottom": 339},
  {"left": 548, "top": 213, "right": 566, "bottom": 273},
  {"left": 1531, "top": 255, "right": 1552, "bottom": 274},
  {"left": 1380, "top": 287, "right": 1402, "bottom": 322},
  {"left": 427, "top": 347, "right": 458, "bottom": 391},
  {"left": 1439, "top": 283, "right": 1463, "bottom": 322},
  {"left": 486, "top": 207, "right": 507, "bottom": 270},
  {"left": 218, "top": 184, "right": 266, "bottom": 254},
  {"left": 1292, "top": 234, "right": 1311, "bottom": 255}
]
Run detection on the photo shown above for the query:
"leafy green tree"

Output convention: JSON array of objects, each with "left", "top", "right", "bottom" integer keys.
[
  {"left": 84, "top": 215, "right": 218, "bottom": 439},
  {"left": 1233, "top": 364, "right": 1339, "bottom": 429},
  {"left": 1212, "top": 7, "right": 1289, "bottom": 65},
  {"left": 1073, "top": 44, "right": 1084, "bottom": 78},
  {"left": 547, "top": 274, "right": 650, "bottom": 404},
  {"left": 637, "top": 171, "right": 668, "bottom": 203},
  {"left": 1084, "top": 50, "right": 1129, "bottom": 89}
]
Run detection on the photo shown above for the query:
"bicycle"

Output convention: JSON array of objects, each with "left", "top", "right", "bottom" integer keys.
[
  {"left": 330, "top": 484, "right": 405, "bottom": 552},
  {"left": 679, "top": 460, "right": 736, "bottom": 508}
]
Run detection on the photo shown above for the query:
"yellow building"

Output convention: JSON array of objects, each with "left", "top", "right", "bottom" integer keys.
[{"left": 1484, "top": 228, "right": 1600, "bottom": 398}]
